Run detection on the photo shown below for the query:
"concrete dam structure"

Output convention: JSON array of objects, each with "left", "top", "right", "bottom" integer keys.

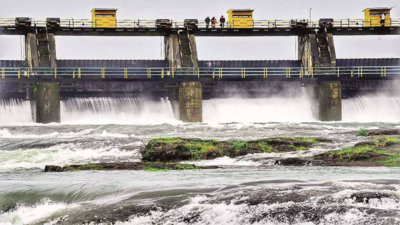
[{"left": 1, "top": 13, "right": 400, "bottom": 123}]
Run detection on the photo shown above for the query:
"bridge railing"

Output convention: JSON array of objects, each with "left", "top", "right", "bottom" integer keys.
[
  {"left": 0, "top": 66, "right": 399, "bottom": 79},
  {"left": 2, "top": 18, "right": 400, "bottom": 29}
]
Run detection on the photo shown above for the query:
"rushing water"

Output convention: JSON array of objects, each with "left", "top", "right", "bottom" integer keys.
[{"left": 0, "top": 96, "right": 400, "bottom": 224}]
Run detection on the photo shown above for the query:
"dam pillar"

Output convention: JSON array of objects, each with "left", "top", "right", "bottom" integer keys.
[
  {"left": 165, "top": 33, "right": 198, "bottom": 68},
  {"left": 25, "top": 30, "right": 58, "bottom": 123},
  {"left": 298, "top": 31, "right": 336, "bottom": 70},
  {"left": 179, "top": 81, "right": 202, "bottom": 122},
  {"left": 317, "top": 81, "right": 342, "bottom": 121},
  {"left": 36, "top": 82, "right": 60, "bottom": 123}
]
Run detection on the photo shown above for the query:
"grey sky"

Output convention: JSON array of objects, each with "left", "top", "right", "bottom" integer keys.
[{"left": 0, "top": 0, "right": 399, "bottom": 60}]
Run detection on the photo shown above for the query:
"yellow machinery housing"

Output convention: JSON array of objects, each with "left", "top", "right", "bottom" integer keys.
[
  {"left": 91, "top": 8, "right": 117, "bottom": 28},
  {"left": 363, "top": 7, "right": 391, "bottom": 27},
  {"left": 227, "top": 9, "right": 254, "bottom": 28}
]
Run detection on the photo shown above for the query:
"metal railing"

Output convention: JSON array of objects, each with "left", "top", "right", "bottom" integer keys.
[
  {"left": 0, "top": 66, "right": 398, "bottom": 79},
  {"left": 1, "top": 18, "right": 400, "bottom": 29}
]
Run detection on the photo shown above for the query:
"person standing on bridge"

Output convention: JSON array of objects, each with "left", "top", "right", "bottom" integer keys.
[
  {"left": 211, "top": 17, "right": 217, "bottom": 28},
  {"left": 220, "top": 15, "right": 226, "bottom": 28},
  {"left": 205, "top": 16, "right": 211, "bottom": 28}
]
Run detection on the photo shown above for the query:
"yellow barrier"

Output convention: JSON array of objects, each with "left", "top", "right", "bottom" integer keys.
[
  {"left": 286, "top": 68, "right": 291, "bottom": 78},
  {"left": 358, "top": 67, "right": 363, "bottom": 77},
  {"left": 212, "top": 70, "right": 215, "bottom": 79},
  {"left": 78, "top": 68, "right": 81, "bottom": 78},
  {"left": 1, "top": 68, "right": 4, "bottom": 78},
  {"left": 351, "top": 70, "right": 354, "bottom": 78},
  {"left": 73, "top": 70, "right": 75, "bottom": 79},
  {"left": 219, "top": 68, "right": 223, "bottom": 78},
  {"left": 54, "top": 68, "right": 57, "bottom": 78},
  {"left": 27, "top": 68, "right": 30, "bottom": 78},
  {"left": 147, "top": 68, "right": 151, "bottom": 78},
  {"left": 264, "top": 68, "right": 268, "bottom": 78},
  {"left": 161, "top": 68, "right": 164, "bottom": 79},
  {"left": 101, "top": 68, "right": 105, "bottom": 79},
  {"left": 241, "top": 68, "right": 245, "bottom": 78},
  {"left": 337, "top": 67, "right": 340, "bottom": 77},
  {"left": 197, "top": 68, "right": 200, "bottom": 78},
  {"left": 18, "top": 69, "right": 20, "bottom": 79},
  {"left": 124, "top": 68, "right": 128, "bottom": 79},
  {"left": 381, "top": 67, "right": 387, "bottom": 77},
  {"left": 172, "top": 68, "right": 174, "bottom": 78}
]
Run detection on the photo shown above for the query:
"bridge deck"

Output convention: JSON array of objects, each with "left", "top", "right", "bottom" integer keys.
[{"left": 1, "top": 18, "right": 399, "bottom": 36}]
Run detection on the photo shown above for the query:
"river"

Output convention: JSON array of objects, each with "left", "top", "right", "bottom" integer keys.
[{"left": 0, "top": 96, "right": 400, "bottom": 224}]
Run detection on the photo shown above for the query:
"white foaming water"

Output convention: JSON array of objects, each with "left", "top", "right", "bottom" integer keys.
[
  {"left": 0, "top": 99, "right": 33, "bottom": 124},
  {"left": 61, "top": 97, "right": 178, "bottom": 124},
  {"left": 2, "top": 95, "right": 400, "bottom": 124},
  {"left": 343, "top": 95, "right": 400, "bottom": 122},
  {"left": 0, "top": 199, "right": 79, "bottom": 225},
  {"left": 203, "top": 97, "right": 315, "bottom": 123},
  {"left": 0, "top": 143, "right": 141, "bottom": 172}
]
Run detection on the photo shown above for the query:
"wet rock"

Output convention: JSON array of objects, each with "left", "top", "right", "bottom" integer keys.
[
  {"left": 275, "top": 158, "right": 326, "bottom": 166},
  {"left": 44, "top": 162, "right": 218, "bottom": 172},
  {"left": 142, "top": 137, "right": 327, "bottom": 162},
  {"left": 350, "top": 192, "right": 395, "bottom": 203},
  {"left": 367, "top": 129, "right": 400, "bottom": 136},
  {"left": 44, "top": 165, "right": 63, "bottom": 172}
]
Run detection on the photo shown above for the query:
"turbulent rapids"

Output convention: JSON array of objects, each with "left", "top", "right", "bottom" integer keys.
[{"left": 0, "top": 96, "right": 400, "bottom": 224}]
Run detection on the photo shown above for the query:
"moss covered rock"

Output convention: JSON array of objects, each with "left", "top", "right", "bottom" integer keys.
[
  {"left": 313, "top": 137, "right": 400, "bottom": 167},
  {"left": 142, "top": 137, "right": 327, "bottom": 162},
  {"left": 44, "top": 162, "right": 218, "bottom": 172}
]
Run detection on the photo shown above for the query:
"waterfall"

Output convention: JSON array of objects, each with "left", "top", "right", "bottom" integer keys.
[{"left": 1, "top": 95, "right": 400, "bottom": 124}]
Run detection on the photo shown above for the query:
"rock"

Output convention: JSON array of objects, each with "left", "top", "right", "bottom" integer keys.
[
  {"left": 142, "top": 137, "right": 326, "bottom": 162},
  {"left": 44, "top": 162, "right": 218, "bottom": 172},
  {"left": 274, "top": 158, "right": 326, "bottom": 166},
  {"left": 367, "top": 129, "right": 400, "bottom": 136},
  {"left": 350, "top": 192, "right": 394, "bottom": 203},
  {"left": 44, "top": 165, "right": 63, "bottom": 172}
]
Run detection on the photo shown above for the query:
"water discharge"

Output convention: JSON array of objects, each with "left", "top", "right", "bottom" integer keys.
[{"left": 2, "top": 94, "right": 400, "bottom": 124}]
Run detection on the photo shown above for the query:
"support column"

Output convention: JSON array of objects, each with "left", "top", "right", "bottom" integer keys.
[
  {"left": 47, "top": 33, "right": 57, "bottom": 68},
  {"left": 317, "top": 81, "right": 342, "bottom": 121},
  {"left": 25, "top": 33, "right": 39, "bottom": 67},
  {"left": 179, "top": 82, "right": 202, "bottom": 122},
  {"left": 165, "top": 33, "right": 198, "bottom": 68},
  {"left": 298, "top": 32, "right": 336, "bottom": 69},
  {"left": 36, "top": 82, "right": 60, "bottom": 123},
  {"left": 165, "top": 34, "right": 182, "bottom": 68}
]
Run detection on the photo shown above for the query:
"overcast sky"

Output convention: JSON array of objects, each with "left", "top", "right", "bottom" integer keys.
[{"left": 0, "top": 0, "right": 399, "bottom": 60}]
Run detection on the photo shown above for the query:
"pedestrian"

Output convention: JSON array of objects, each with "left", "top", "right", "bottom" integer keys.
[
  {"left": 220, "top": 15, "right": 226, "bottom": 28},
  {"left": 211, "top": 17, "right": 217, "bottom": 28},
  {"left": 205, "top": 16, "right": 211, "bottom": 29}
]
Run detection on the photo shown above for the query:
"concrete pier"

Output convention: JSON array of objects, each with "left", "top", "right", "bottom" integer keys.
[
  {"left": 179, "top": 81, "right": 202, "bottom": 122},
  {"left": 36, "top": 82, "right": 60, "bottom": 123},
  {"left": 317, "top": 81, "right": 342, "bottom": 121},
  {"left": 165, "top": 33, "right": 198, "bottom": 68}
]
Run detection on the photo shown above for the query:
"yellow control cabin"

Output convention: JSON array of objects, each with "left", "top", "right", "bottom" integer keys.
[
  {"left": 91, "top": 8, "right": 117, "bottom": 28},
  {"left": 363, "top": 7, "right": 391, "bottom": 27},
  {"left": 227, "top": 9, "right": 254, "bottom": 28}
]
